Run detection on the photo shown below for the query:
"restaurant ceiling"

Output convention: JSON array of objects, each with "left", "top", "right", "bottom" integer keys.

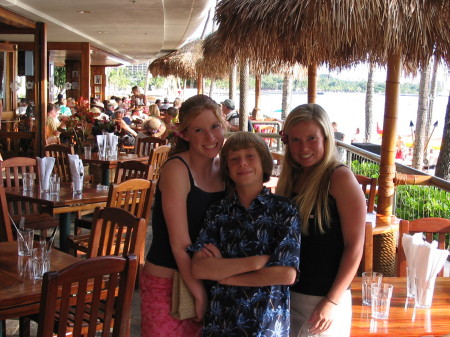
[{"left": 0, "top": 0, "right": 214, "bottom": 65}]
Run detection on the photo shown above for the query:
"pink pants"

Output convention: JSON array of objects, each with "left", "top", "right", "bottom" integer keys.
[{"left": 140, "top": 269, "right": 202, "bottom": 337}]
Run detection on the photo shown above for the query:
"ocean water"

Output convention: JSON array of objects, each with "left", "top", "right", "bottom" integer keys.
[{"left": 209, "top": 91, "right": 449, "bottom": 145}]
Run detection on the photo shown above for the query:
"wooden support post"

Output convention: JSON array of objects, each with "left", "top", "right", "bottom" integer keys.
[
  {"left": 307, "top": 64, "right": 317, "bottom": 104},
  {"left": 34, "top": 22, "right": 47, "bottom": 157},
  {"left": 378, "top": 52, "right": 401, "bottom": 216}
]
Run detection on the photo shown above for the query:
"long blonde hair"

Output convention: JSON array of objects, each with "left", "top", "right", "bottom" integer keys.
[
  {"left": 276, "top": 104, "right": 340, "bottom": 235},
  {"left": 170, "top": 95, "right": 223, "bottom": 156}
]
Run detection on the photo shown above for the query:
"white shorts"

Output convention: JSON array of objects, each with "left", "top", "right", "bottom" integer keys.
[{"left": 290, "top": 290, "right": 352, "bottom": 337}]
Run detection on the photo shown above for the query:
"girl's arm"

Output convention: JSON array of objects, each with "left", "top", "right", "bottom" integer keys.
[
  {"left": 161, "top": 159, "right": 207, "bottom": 321},
  {"left": 308, "top": 166, "right": 366, "bottom": 334},
  {"left": 219, "top": 266, "right": 297, "bottom": 286}
]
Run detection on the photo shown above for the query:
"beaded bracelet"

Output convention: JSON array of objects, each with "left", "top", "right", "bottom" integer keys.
[{"left": 326, "top": 295, "right": 338, "bottom": 306}]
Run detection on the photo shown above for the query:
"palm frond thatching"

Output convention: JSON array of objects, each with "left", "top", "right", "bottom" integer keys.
[{"left": 203, "top": 0, "right": 450, "bottom": 72}]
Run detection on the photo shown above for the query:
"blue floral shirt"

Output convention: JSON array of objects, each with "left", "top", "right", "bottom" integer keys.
[{"left": 190, "top": 187, "right": 301, "bottom": 337}]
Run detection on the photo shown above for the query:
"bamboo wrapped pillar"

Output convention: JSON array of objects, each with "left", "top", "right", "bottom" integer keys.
[
  {"left": 374, "top": 52, "right": 401, "bottom": 277},
  {"left": 255, "top": 74, "right": 261, "bottom": 110},
  {"left": 378, "top": 52, "right": 401, "bottom": 216},
  {"left": 307, "top": 64, "right": 317, "bottom": 104},
  {"left": 197, "top": 74, "right": 203, "bottom": 95}
]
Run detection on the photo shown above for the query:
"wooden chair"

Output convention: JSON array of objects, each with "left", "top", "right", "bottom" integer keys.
[
  {"left": 69, "top": 178, "right": 156, "bottom": 261},
  {"left": 271, "top": 151, "right": 284, "bottom": 165},
  {"left": 258, "top": 125, "right": 276, "bottom": 147},
  {"left": 135, "top": 136, "right": 168, "bottom": 157},
  {"left": 397, "top": 217, "right": 450, "bottom": 277},
  {"left": 44, "top": 144, "right": 74, "bottom": 182},
  {"left": 86, "top": 207, "right": 146, "bottom": 260},
  {"left": 355, "top": 174, "right": 378, "bottom": 213},
  {"left": 0, "top": 185, "right": 13, "bottom": 241},
  {"left": 74, "top": 162, "right": 153, "bottom": 235},
  {"left": 0, "top": 157, "right": 58, "bottom": 238},
  {"left": 114, "top": 160, "right": 154, "bottom": 183},
  {"left": 358, "top": 222, "right": 373, "bottom": 275},
  {"left": 37, "top": 255, "right": 138, "bottom": 337},
  {"left": 149, "top": 145, "right": 171, "bottom": 181}
]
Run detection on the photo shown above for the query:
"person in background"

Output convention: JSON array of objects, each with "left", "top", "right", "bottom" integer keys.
[
  {"left": 135, "top": 116, "right": 166, "bottom": 141},
  {"left": 190, "top": 132, "right": 301, "bottom": 337},
  {"left": 122, "top": 109, "right": 132, "bottom": 125},
  {"left": 148, "top": 104, "right": 161, "bottom": 118},
  {"left": 140, "top": 95, "right": 226, "bottom": 337},
  {"left": 131, "top": 86, "right": 148, "bottom": 107},
  {"left": 351, "top": 128, "right": 364, "bottom": 144},
  {"left": 16, "top": 98, "right": 28, "bottom": 116},
  {"left": 160, "top": 97, "right": 172, "bottom": 111},
  {"left": 173, "top": 97, "right": 182, "bottom": 110},
  {"left": 395, "top": 135, "right": 405, "bottom": 160},
  {"left": 331, "top": 122, "right": 344, "bottom": 142},
  {"left": 46, "top": 103, "right": 64, "bottom": 143},
  {"left": 162, "top": 107, "right": 178, "bottom": 141},
  {"left": 221, "top": 99, "right": 239, "bottom": 132},
  {"left": 277, "top": 104, "right": 366, "bottom": 337}
]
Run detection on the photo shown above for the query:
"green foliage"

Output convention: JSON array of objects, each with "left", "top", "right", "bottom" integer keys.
[
  {"left": 350, "top": 160, "right": 379, "bottom": 178},
  {"left": 396, "top": 185, "right": 450, "bottom": 220},
  {"left": 54, "top": 66, "right": 66, "bottom": 94}
]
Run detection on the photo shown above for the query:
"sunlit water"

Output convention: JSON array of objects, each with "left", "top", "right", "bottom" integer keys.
[{"left": 207, "top": 90, "right": 449, "bottom": 146}]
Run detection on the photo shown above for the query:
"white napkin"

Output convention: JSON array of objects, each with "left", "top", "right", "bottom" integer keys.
[
  {"left": 402, "top": 232, "right": 425, "bottom": 277},
  {"left": 68, "top": 154, "right": 84, "bottom": 192},
  {"left": 96, "top": 134, "right": 107, "bottom": 158},
  {"left": 36, "top": 157, "right": 55, "bottom": 191},
  {"left": 414, "top": 240, "right": 449, "bottom": 305}
]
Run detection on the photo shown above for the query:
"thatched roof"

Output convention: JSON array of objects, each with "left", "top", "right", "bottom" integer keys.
[
  {"left": 203, "top": 0, "right": 450, "bottom": 71},
  {"left": 149, "top": 39, "right": 230, "bottom": 79}
]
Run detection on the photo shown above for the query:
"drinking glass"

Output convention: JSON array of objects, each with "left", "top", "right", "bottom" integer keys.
[
  {"left": 371, "top": 283, "right": 393, "bottom": 319},
  {"left": 84, "top": 145, "right": 92, "bottom": 159},
  {"left": 50, "top": 174, "right": 60, "bottom": 196},
  {"left": 415, "top": 276, "right": 436, "bottom": 308},
  {"left": 406, "top": 267, "right": 416, "bottom": 298},
  {"left": 31, "top": 247, "right": 50, "bottom": 281},
  {"left": 17, "top": 228, "right": 34, "bottom": 256},
  {"left": 22, "top": 172, "right": 34, "bottom": 191},
  {"left": 362, "top": 271, "right": 383, "bottom": 306}
]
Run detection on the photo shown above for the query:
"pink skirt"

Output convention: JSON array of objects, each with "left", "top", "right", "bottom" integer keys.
[{"left": 140, "top": 269, "right": 202, "bottom": 337}]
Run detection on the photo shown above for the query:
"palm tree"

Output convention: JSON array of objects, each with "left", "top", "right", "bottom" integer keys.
[
  {"left": 365, "top": 63, "right": 375, "bottom": 142},
  {"left": 412, "top": 62, "right": 431, "bottom": 170},
  {"left": 435, "top": 94, "right": 450, "bottom": 180},
  {"left": 281, "top": 74, "right": 292, "bottom": 120}
]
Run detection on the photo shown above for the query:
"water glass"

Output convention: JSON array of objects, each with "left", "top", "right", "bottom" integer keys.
[
  {"left": 84, "top": 145, "right": 92, "bottom": 159},
  {"left": 17, "top": 228, "right": 34, "bottom": 256},
  {"left": 50, "top": 174, "right": 60, "bottom": 196},
  {"left": 31, "top": 247, "right": 50, "bottom": 281},
  {"left": 362, "top": 271, "right": 383, "bottom": 306},
  {"left": 371, "top": 283, "right": 393, "bottom": 319},
  {"left": 72, "top": 180, "right": 83, "bottom": 194},
  {"left": 22, "top": 172, "right": 34, "bottom": 191},
  {"left": 415, "top": 276, "right": 436, "bottom": 308},
  {"left": 406, "top": 267, "right": 416, "bottom": 298}
]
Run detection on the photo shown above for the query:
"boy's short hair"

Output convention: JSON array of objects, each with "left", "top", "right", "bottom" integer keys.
[{"left": 220, "top": 132, "right": 273, "bottom": 192}]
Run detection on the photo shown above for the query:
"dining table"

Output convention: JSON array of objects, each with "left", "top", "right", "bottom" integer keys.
[
  {"left": 351, "top": 276, "right": 450, "bottom": 336},
  {"left": 79, "top": 152, "right": 149, "bottom": 185},
  {"left": 0, "top": 241, "right": 80, "bottom": 337},
  {"left": 4, "top": 183, "right": 109, "bottom": 252}
]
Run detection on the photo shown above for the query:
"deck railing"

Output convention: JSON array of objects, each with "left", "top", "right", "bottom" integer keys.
[{"left": 337, "top": 141, "right": 450, "bottom": 221}]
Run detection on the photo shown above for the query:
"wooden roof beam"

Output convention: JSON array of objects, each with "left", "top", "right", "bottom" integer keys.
[{"left": 0, "top": 7, "right": 36, "bottom": 30}]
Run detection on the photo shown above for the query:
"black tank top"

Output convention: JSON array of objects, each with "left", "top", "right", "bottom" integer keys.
[
  {"left": 291, "top": 196, "right": 344, "bottom": 296},
  {"left": 146, "top": 156, "right": 226, "bottom": 270}
]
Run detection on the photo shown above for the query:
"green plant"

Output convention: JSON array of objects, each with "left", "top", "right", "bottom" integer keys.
[{"left": 350, "top": 160, "right": 379, "bottom": 178}]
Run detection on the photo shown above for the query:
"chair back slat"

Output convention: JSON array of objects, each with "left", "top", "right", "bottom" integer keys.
[
  {"left": 149, "top": 145, "right": 171, "bottom": 181},
  {"left": 1, "top": 157, "right": 40, "bottom": 216},
  {"left": 355, "top": 174, "right": 378, "bottom": 213},
  {"left": 135, "top": 136, "right": 167, "bottom": 157},
  {"left": 114, "top": 160, "right": 153, "bottom": 183},
  {"left": 397, "top": 217, "right": 450, "bottom": 277},
  {"left": 87, "top": 207, "right": 146, "bottom": 262},
  {"left": 44, "top": 144, "right": 74, "bottom": 182},
  {"left": 37, "top": 255, "right": 137, "bottom": 337},
  {"left": 0, "top": 185, "right": 14, "bottom": 242}
]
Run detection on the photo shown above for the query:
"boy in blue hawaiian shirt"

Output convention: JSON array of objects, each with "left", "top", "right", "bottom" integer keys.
[{"left": 190, "top": 132, "right": 301, "bottom": 337}]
